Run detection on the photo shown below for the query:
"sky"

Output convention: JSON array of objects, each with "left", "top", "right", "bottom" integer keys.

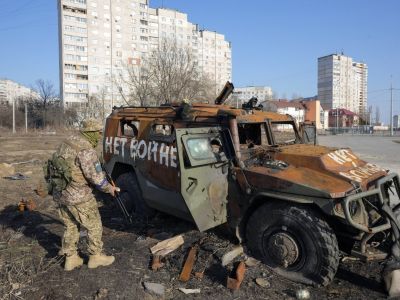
[{"left": 0, "top": 0, "right": 399, "bottom": 123}]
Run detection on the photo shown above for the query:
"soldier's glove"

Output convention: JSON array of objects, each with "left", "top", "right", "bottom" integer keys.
[{"left": 110, "top": 186, "right": 120, "bottom": 197}]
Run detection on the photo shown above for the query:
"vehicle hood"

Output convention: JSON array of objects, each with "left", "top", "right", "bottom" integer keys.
[{"left": 242, "top": 144, "right": 387, "bottom": 199}]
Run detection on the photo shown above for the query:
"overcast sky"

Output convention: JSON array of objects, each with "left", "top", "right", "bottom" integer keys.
[{"left": 0, "top": 0, "right": 399, "bottom": 122}]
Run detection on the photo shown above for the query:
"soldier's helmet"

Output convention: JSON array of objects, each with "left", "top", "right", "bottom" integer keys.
[{"left": 80, "top": 118, "right": 103, "bottom": 132}]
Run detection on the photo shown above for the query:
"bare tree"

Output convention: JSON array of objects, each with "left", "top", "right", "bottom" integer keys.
[
  {"left": 118, "top": 62, "right": 154, "bottom": 106},
  {"left": 118, "top": 39, "right": 217, "bottom": 106},
  {"left": 34, "top": 79, "right": 57, "bottom": 127},
  {"left": 79, "top": 94, "right": 105, "bottom": 122}
]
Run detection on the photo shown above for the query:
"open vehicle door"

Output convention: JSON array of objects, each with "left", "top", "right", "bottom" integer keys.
[{"left": 176, "top": 127, "right": 230, "bottom": 231}]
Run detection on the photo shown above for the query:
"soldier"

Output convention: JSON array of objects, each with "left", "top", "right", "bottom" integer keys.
[{"left": 54, "top": 119, "right": 118, "bottom": 271}]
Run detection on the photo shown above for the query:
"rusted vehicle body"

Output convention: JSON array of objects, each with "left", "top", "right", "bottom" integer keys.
[{"left": 103, "top": 89, "right": 400, "bottom": 286}]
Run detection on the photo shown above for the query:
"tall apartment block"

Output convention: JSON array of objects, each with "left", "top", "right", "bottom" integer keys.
[
  {"left": 317, "top": 54, "right": 368, "bottom": 115},
  {"left": 58, "top": 0, "right": 232, "bottom": 110},
  {"left": 0, "top": 78, "right": 39, "bottom": 104}
]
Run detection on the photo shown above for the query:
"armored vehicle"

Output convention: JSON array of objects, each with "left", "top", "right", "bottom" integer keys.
[{"left": 103, "top": 83, "right": 400, "bottom": 286}]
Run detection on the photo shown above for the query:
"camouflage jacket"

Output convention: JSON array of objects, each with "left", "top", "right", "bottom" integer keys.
[{"left": 56, "top": 135, "right": 114, "bottom": 206}]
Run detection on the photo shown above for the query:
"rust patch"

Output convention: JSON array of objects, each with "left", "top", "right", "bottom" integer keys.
[
  {"left": 227, "top": 261, "right": 246, "bottom": 290},
  {"left": 208, "top": 178, "right": 228, "bottom": 215},
  {"left": 179, "top": 247, "right": 197, "bottom": 282}
]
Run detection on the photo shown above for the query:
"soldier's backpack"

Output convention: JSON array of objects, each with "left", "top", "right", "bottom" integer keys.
[{"left": 43, "top": 152, "right": 73, "bottom": 195}]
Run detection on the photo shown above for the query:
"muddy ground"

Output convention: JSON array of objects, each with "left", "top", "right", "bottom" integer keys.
[{"left": 0, "top": 134, "right": 388, "bottom": 299}]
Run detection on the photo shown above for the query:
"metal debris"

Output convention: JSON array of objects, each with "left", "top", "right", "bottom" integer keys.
[
  {"left": 179, "top": 246, "right": 197, "bottom": 282},
  {"left": 5, "top": 173, "right": 29, "bottom": 180},
  {"left": 150, "top": 234, "right": 184, "bottom": 257},
  {"left": 178, "top": 288, "right": 201, "bottom": 294},
  {"left": 227, "top": 261, "right": 246, "bottom": 290},
  {"left": 221, "top": 245, "right": 244, "bottom": 266}
]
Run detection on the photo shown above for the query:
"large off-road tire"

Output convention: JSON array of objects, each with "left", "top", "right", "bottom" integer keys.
[
  {"left": 115, "top": 172, "right": 155, "bottom": 219},
  {"left": 246, "top": 202, "right": 339, "bottom": 286}
]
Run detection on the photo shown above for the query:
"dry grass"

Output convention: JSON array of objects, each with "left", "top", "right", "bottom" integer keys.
[{"left": 0, "top": 227, "right": 62, "bottom": 300}]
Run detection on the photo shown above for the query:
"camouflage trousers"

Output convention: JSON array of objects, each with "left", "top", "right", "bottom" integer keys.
[{"left": 58, "top": 196, "right": 103, "bottom": 256}]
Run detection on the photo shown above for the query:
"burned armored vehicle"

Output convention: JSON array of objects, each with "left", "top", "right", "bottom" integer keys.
[{"left": 103, "top": 83, "right": 400, "bottom": 286}]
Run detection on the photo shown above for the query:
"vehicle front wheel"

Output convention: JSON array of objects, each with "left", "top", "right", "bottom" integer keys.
[
  {"left": 115, "top": 172, "right": 155, "bottom": 219},
  {"left": 246, "top": 202, "right": 339, "bottom": 286}
]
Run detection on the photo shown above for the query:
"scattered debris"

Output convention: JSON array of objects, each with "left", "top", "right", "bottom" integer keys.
[
  {"left": 255, "top": 278, "right": 271, "bottom": 288},
  {"left": 179, "top": 247, "right": 197, "bottom": 282},
  {"left": 0, "top": 163, "right": 15, "bottom": 177},
  {"left": 4, "top": 173, "right": 29, "bottom": 180},
  {"left": 94, "top": 288, "right": 108, "bottom": 299},
  {"left": 35, "top": 182, "right": 47, "bottom": 198},
  {"left": 17, "top": 199, "right": 36, "bottom": 212},
  {"left": 227, "top": 261, "right": 246, "bottom": 290},
  {"left": 178, "top": 288, "right": 201, "bottom": 294},
  {"left": 151, "top": 255, "right": 164, "bottom": 271},
  {"left": 341, "top": 256, "right": 360, "bottom": 262},
  {"left": 194, "top": 271, "right": 204, "bottom": 279},
  {"left": 221, "top": 245, "right": 243, "bottom": 266},
  {"left": 296, "top": 289, "right": 311, "bottom": 300},
  {"left": 143, "top": 282, "right": 165, "bottom": 297},
  {"left": 244, "top": 256, "right": 260, "bottom": 267},
  {"left": 150, "top": 235, "right": 184, "bottom": 257}
]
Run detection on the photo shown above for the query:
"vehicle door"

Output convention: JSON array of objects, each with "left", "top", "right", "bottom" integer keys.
[{"left": 176, "top": 127, "right": 230, "bottom": 231}]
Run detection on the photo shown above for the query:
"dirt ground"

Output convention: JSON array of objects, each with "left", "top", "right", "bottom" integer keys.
[{"left": 0, "top": 134, "right": 388, "bottom": 300}]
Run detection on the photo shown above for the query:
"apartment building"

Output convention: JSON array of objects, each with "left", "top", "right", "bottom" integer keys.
[
  {"left": 0, "top": 79, "right": 38, "bottom": 104},
  {"left": 317, "top": 54, "right": 368, "bottom": 115},
  {"left": 234, "top": 86, "right": 273, "bottom": 104},
  {"left": 58, "top": 0, "right": 232, "bottom": 110}
]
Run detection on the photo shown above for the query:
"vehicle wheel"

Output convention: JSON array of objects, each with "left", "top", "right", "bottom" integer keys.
[
  {"left": 246, "top": 202, "right": 339, "bottom": 286},
  {"left": 115, "top": 172, "right": 155, "bottom": 219}
]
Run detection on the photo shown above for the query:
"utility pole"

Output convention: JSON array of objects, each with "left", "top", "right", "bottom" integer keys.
[
  {"left": 12, "top": 96, "right": 16, "bottom": 134},
  {"left": 25, "top": 102, "right": 28, "bottom": 133},
  {"left": 390, "top": 77, "right": 393, "bottom": 136}
]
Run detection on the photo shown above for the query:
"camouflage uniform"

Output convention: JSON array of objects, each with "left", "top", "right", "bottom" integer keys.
[{"left": 55, "top": 134, "right": 114, "bottom": 256}]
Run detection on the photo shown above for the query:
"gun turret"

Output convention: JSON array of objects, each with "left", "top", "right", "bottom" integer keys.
[{"left": 214, "top": 81, "right": 234, "bottom": 105}]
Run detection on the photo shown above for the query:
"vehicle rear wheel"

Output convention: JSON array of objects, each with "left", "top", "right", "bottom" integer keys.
[
  {"left": 246, "top": 202, "right": 339, "bottom": 286},
  {"left": 115, "top": 172, "right": 155, "bottom": 219}
]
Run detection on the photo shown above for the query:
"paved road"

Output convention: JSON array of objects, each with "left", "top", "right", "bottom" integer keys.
[{"left": 319, "top": 135, "right": 400, "bottom": 175}]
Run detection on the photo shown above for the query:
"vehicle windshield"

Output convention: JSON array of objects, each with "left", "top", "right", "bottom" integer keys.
[{"left": 271, "top": 122, "right": 298, "bottom": 145}]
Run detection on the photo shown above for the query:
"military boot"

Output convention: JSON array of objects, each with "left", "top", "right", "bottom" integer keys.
[
  {"left": 64, "top": 254, "right": 83, "bottom": 271},
  {"left": 88, "top": 253, "right": 115, "bottom": 269}
]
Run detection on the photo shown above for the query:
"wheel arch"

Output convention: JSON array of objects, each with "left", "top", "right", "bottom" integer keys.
[
  {"left": 110, "top": 162, "right": 136, "bottom": 181},
  {"left": 239, "top": 192, "right": 330, "bottom": 241}
]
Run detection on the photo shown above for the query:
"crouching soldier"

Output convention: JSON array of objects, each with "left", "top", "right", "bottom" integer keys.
[{"left": 45, "top": 119, "right": 118, "bottom": 271}]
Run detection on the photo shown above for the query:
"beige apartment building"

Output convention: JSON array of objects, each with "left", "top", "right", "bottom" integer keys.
[
  {"left": 234, "top": 86, "right": 273, "bottom": 105},
  {"left": 317, "top": 53, "right": 368, "bottom": 116},
  {"left": 58, "top": 0, "right": 232, "bottom": 110},
  {"left": 0, "top": 79, "right": 38, "bottom": 104}
]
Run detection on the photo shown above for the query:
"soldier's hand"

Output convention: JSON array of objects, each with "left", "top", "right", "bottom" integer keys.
[{"left": 110, "top": 186, "right": 120, "bottom": 197}]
